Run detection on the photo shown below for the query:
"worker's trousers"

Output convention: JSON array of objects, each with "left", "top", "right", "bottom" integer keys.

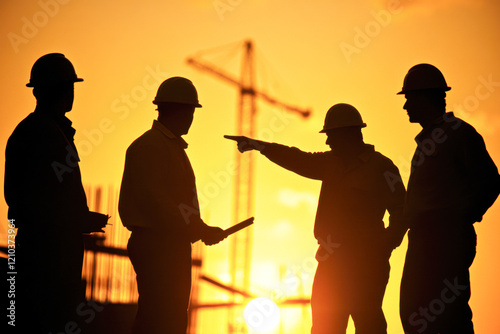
[
  {"left": 128, "top": 228, "right": 192, "bottom": 334},
  {"left": 400, "top": 222, "right": 476, "bottom": 334},
  {"left": 14, "top": 226, "right": 85, "bottom": 334},
  {"left": 311, "top": 246, "right": 390, "bottom": 334}
]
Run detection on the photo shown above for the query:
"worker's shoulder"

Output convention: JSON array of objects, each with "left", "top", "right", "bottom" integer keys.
[
  {"left": 443, "top": 113, "right": 480, "bottom": 137},
  {"left": 9, "top": 112, "right": 41, "bottom": 133},
  {"left": 7, "top": 112, "right": 50, "bottom": 146},
  {"left": 126, "top": 127, "right": 174, "bottom": 153},
  {"left": 369, "top": 148, "right": 399, "bottom": 169}
]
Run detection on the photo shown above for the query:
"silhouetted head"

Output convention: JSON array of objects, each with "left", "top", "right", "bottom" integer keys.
[
  {"left": 403, "top": 89, "right": 446, "bottom": 126},
  {"left": 153, "top": 77, "right": 202, "bottom": 137},
  {"left": 325, "top": 127, "right": 364, "bottom": 156},
  {"left": 320, "top": 104, "right": 366, "bottom": 155},
  {"left": 33, "top": 82, "right": 75, "bottom": 116},
  {"left": 157, "top": 102, "right": 196, "bottom": 137},
  {"left": 399, "top": 64, "right": 449, "bottom": 127},
  {"left": 28, "top": 53, "right": 83, "bottom": 116}
]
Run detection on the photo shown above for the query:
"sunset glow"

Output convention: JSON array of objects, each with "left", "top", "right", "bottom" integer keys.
[{"left": 1, "top": 1, "right": 500, "bottom": 333}]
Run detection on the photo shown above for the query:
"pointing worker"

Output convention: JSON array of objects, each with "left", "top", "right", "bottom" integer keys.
[
  {"left": 119, "top": 76, "right": 227, "bottom": 334},
  {"left": 398, "top": 64, "right": 500, "bottom": 334},
  {"left": 226, "top": 103, "right": 406, "bottom": 334}
]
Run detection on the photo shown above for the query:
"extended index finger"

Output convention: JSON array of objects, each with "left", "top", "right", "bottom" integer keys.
[{"left": 224, "top": 135, "right": 245, "bottom": 142}]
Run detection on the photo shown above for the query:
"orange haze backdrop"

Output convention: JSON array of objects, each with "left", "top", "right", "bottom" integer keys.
[{"left": 1, "top": 0, "right": 500, "bottom": 333}]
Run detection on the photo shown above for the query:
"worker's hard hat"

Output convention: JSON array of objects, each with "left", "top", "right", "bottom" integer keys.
[
  {"left": 320, "top": 103, "right": 366, "bottom": 133},
  {"left": 153, "top": 77, "right": 202, "bottom": 107},
  {"left": 398, "top": 63, "right": 451, "bottom": 94},
  {"left": 26, "top": 53, "right": 83, "bottom": 87}
]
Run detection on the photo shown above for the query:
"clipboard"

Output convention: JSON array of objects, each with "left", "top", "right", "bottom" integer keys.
[{"left": 224, "top": 217, "right": 254, "bottom": 237}]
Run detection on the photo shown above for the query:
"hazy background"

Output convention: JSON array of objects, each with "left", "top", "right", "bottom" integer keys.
[{"left": 1, "top": 0, "right": 500, "bottom": 332}]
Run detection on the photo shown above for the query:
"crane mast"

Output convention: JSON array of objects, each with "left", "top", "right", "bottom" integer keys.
[
  {"left": 231, "top": 40, "right": 255, "bottom": 298},
  {"left": 186, "top": 39, "right": 310, "bottom": 333}
]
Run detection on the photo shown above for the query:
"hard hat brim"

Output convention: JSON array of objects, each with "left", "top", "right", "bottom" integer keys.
[
  {"left": 319, "top": 123, "right": 367, "bottom": 133},
  {"left": 397, "top": 86, "right": 451, "bottom": 95},
  {"left": 153, "top": 100, "right": 202, "bottom": 108},
  {"left": 26, "top": 78, "right": 84, "bottom": 87}
]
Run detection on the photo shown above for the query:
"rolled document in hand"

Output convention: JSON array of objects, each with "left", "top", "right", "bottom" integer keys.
[{"left": 224, "top": 217, "right": 254, "bottom": 237}]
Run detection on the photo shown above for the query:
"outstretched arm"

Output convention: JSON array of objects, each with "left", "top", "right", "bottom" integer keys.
[{"left": 225, "top": 135, "right": 330, "bottom": 180}]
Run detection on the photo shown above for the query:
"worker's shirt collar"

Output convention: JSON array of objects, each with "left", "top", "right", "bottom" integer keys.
[
  {"left": 152, "top": 120, "right": 189, "bottom": 149},
  {"left": 415, "top": 112, "right": 454, "bottom": 143},
  {"left": 34, "top": 106, "right": 76, "bottom": 141},
  {"left": 360, "top": 144, "right": 375, "bottom": 162}
]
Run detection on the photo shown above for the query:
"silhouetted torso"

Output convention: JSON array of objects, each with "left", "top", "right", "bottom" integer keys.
[
  {"left": 261, "top": 143, "right": 405, "bottom": 249},
  {"left": 406, "top": 112, "right": 499, "bottom": 226},
  {"left": 119, "top": 120, "right": 206, "bottom": 239},
  {"left": 5, "top": 108, "right": 89, "bottom": 229}
]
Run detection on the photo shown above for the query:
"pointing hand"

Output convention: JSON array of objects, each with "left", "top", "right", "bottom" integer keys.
[{"left": 224, "top": 135, "right": 266, "bottom": 153}]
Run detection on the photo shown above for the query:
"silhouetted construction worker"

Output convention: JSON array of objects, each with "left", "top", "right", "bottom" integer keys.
[
  {"left": 226, "top": 103, "right": 406, "bottom": 334},
  {"left": 4, "top": 53, "right": 108, "bottom": 333},
  {"left": 119, "top": 76, "right": 227, "bottom": 334},
  {"left": 398, "top": 64, "right": 500, "bottom": 334}
]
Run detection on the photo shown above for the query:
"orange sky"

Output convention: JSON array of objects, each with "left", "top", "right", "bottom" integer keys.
[{"left": 1, "top": 0, "right": 500, "bottom": 333}]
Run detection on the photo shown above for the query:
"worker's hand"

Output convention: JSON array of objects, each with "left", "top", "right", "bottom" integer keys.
[
  {"left": 224, "top": 135, "right": 266, "bottom": 153},
  {"left": 81, "top": 212, "right": 110, "bottom": 233},
  {"left": 202, "top": 226, "right": 227, "bottom": 246}
]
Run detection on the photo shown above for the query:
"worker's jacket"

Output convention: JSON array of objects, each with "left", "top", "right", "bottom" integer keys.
[
  {"left": 4, "top": 108, "right": 90, "bottom": 232},
  {"left": 119, "top": 120, "right": 207, "bottom": 242},
  {"left": 261, "top": 143, "right": 406, "bottom": 253},
  {"left": 406, "top": 112, "right": 500, "bottom": 228}
]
